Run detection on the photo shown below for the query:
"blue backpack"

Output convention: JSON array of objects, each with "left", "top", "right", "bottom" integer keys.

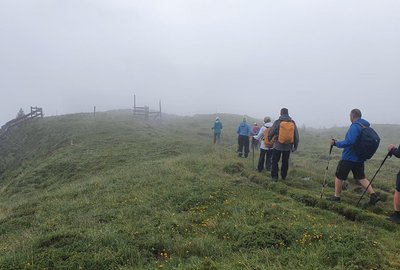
[{"left": 354, "top": 123, "right": 380, "bottom": 161}]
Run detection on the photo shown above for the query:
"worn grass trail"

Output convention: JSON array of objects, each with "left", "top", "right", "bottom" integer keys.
[{"left": 0, "top": 112, "right": 399, "bottom": 269}]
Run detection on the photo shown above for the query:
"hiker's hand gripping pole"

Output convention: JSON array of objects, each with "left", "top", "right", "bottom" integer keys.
[{"left": 356, "top": 151, "right": 391, "bottom": 207}]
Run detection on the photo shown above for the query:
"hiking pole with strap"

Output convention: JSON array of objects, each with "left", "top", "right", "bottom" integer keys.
[
  {"left": 320, "top": 144, "right": 334, "bottom": 199},
  {"left": 356, "top": 152, "right": 391, "bottom": 207}
]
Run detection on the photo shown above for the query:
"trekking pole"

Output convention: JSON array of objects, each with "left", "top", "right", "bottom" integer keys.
[
  {"left": 356, "top": 152, "right": 392, "bottom": 207},
  {"left": 252, "top": 139, "right": 255, "bottom": 169},
  {"left": 320, "top": 144, "right": 334, "bottom": 199}
]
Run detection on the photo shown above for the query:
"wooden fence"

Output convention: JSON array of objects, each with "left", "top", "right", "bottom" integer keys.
[
  {"left": 0, "top": 107, "right": 43, "bottom": 137},
  {"left": 133, "top": 95, "right": 162, "bottom": 120}
]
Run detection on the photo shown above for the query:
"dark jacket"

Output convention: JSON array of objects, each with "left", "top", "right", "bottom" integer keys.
[
  {"left": 391, "top": 145, "right": 400, "bottom": 158},
  {"left": 335, "top": 118, "right": 369, "bottom": 163},
  {"left": 268, "top": 114, "right": 299, "bottom": 151}
]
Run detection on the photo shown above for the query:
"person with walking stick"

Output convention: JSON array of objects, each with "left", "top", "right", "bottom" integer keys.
[
  {"left": 328, "top": 109, "right": 380, "bottom": 205},
  {"left": 253, "top": 117, "right": 274, "bottom": 172},
  {"left": 387, "top": 144, "right": 400, "bottom": 224}
]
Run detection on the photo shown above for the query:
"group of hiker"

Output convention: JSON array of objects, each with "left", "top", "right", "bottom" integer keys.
[
  {"left": 212, "top": 108, "right": 299, "bottom": 180},
  {"left": 211, "top": 108, "right": 400, "bottom": 224}
]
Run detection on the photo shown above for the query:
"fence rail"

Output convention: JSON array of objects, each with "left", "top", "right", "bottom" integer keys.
[
  {"left": 0, "top": 107, "right": 43, "bottom": 137},
  {"left": 133, "top": 95, "right": 162, "bottom": 120}
]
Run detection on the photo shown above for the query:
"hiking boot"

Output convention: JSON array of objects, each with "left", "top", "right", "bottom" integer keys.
[
  {"left": 369, "top": 193, "right": 381, "bottom": 205},
  {"left": 387, "top": 212, "right": 400, "bottom": 224},
  {"left": 244, "top": 153, "right": 249, "bottom": 158},
  {"left": 328, "top": 196, "right": 341, "bottom": 203},
  {"left": 271, "top": 176, "right": 278, "bottom": 182},
  {"left": 238, "top": 153, "right": 242, "bottom": 158}
]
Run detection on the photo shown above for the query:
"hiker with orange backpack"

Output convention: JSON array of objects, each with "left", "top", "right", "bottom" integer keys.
[
  {"left": 253, "top": 117, "right": 274, "bottom": 172},
  {"left": 268, "top": 108, "right": 299, "bottom": 180}
]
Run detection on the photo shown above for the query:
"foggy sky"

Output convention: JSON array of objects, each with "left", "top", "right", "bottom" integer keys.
[{"left": 1, "top": 0, "right": 399, "bottom": 128}]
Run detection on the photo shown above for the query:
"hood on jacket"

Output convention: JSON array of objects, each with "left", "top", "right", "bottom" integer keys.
[
  {"left": 354, "top": 118, "right": 370, "bottom": 127},
  {"left": 279, "top": 115, "right": 292, "bottom": 121}
]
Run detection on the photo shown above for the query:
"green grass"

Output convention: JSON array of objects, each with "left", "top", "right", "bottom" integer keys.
[{"left": 0, "top": 111, "right": 399, "bottom": 269}]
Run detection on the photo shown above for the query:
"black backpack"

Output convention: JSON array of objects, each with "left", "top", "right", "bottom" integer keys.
[{"left": 353, "top": 123, "right": 380, "bottom": 161}]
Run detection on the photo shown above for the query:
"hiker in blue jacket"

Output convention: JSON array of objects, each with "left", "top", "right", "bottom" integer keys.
[
  {"left": 212, "top": 116, "right": 223, "bottom": 144},
  {"left": 329, "top": 109, "right": 380, "bottom": 205},
  {"left": 237, "top": 117, "right": 251, "bottom": 158},
  {"left": 387, "top": 144, "right": 400, "bottom": 223}
]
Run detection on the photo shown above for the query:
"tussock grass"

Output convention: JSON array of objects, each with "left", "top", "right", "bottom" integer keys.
[{"left": 0, "top": 111, "right": 399, "bottom": 269}]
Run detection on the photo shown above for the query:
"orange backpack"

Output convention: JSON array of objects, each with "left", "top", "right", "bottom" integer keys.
[
  {"left": 278, "top": 121, "right": 295, "bottom": 144},
  {"left": 264, "top": 127, "right": 275, "bottom": 148}
]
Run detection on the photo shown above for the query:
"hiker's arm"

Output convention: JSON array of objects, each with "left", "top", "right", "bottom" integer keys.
[
  {"left": 293, "top": 122, "right": 299, "bottom": 150},
  {"left": 393, "top": 148, "right": 400, "bottom": 158},
  {"left": 391, "top": 145, "right": 400, "bottom": 158},
  {"left": 335, "top": 124, "right": 360, "bottom": 148},
  {"left": 268, "top": 121, "right": 279, "bottom": 141},
  {"left": 254, "top": 127, "right": 264, "bottom": 140}
]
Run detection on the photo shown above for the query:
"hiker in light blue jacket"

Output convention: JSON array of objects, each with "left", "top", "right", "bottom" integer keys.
[
  {"left": 212, "top": 117, "right": 223, "bottom": 144},
  {"left": 236, "top": 117, "right": 251, "bottom": 158}
]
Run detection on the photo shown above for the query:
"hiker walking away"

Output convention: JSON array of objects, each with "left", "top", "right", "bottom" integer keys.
[
  {"left": 268, "top": 108, "right": 299, "bottom": 180},
  {"left": 254, "top": 117, "right": 274, "bottom": 172},
  {"left": 251, "top": 122, "right": 260, "bottom": 150},
  {"left": 387, "top": 144, "right": 400, "bottom": 223},
  {"left": 237, "top": 117, "right": 251, "bottom": 158},
  {"left": 329, "top": 109, "right": 380, "bottom": 204},
  {"left": 212, "top": 116, "right": 223, "bottom": 144}
]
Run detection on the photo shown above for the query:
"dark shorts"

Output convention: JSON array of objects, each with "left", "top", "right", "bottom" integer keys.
[
  {"left": 335, "top": 160, "right": 365, "bottom": 181},
  {"left": 396, "top": 171, "right": 400, "bottom": 192}
]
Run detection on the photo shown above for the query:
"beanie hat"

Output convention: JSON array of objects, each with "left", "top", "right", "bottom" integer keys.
[
  {"left": 264, "top": 116, "right": 271, "bottom": 123},
  {"left": 280, "top": 108, "right": 289, "bottom": 115}
]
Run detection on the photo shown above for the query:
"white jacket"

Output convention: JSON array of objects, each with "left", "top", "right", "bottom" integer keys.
[{"left": 253, "top": 123, "right": 272, "bottom": 150}]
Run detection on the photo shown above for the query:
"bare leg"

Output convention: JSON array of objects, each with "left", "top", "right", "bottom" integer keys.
[
  {"left": 394, "top": 191, "right": 400, "bottom": 211},
  {"left": 358, "top": 178, "right": 375, "bottom": 194},
  {"left": 335, "top": 178, "right": 343, "bottom": 197}
]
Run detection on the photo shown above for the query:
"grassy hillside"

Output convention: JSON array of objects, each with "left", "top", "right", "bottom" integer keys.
[{"left": 0, "top": 112, "right": 399, "bottom": 269}]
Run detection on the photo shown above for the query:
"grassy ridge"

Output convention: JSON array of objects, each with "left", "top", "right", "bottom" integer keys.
[{"left": 0, "top": 112, "right": 399, "bottom": 269}]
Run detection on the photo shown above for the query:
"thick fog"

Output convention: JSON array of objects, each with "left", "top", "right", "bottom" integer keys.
[{"left": 1, "top": 0, "right": 399, "bottom": 128}]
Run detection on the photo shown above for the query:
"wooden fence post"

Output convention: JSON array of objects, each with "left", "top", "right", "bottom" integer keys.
[
  {"left": 159, "top": 100, "right": 162, "bottom": 119},
  {"left": 145, "top": 106, "right": 149, "bottom": 120}
]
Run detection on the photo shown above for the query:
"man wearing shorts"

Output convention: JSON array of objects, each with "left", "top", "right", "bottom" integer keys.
[{"left": 329, "top": 109, "right": 380, "bottom": 205}]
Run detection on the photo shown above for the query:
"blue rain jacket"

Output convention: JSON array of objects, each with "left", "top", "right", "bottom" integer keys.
[{"left": 336, "top": 118, "right": 370, "bottom": 163}]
